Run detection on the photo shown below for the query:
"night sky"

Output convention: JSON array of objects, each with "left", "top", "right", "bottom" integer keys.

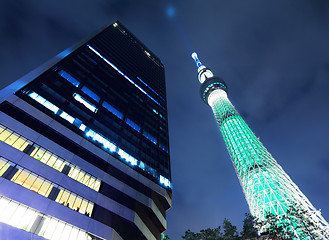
[{"left": 1, "top": 1, "right": 329, "bottom": 239}]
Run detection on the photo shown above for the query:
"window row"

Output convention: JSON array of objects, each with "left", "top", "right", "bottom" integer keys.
[
  {"left": 25, "top": 91, "right": 172, "bottom": 190},
  {"left": 0, "top": 157, "right": 94, "bottom": 217},
  {"left": 0, "top": 196, "right": 104, "bottom": 240},
  {"left": 0, "top": 124, "right": 101, "bottom": 192}
]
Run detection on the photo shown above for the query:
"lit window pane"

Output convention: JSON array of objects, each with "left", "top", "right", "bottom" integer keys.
[
  {"left": 18, "top": 208, "right": 34, "bottom": 231},
  {"left": 30, "top": 177, "right": 44, "bottom": 193},
  {"left": 43, "top": 218, "right": 58, "bottom": 239},
  {"left": 34, "top": 148, "right": 46, "bottom": 161},
  {"left": 61, "top": 224, "right": 72, "bottom": 240},
  {"left": 53, "top": 221, "right": 65, "bottom": 240},
  {"left": 73, "top": 93, "right": 97, "bottom": 113},
  {"left": 102, "top": 101, "right": 123, "bottom": 119},
  {"left": 67, "top": 193, "right": 77, "bottom": 209},
  {"left": 0, "top": 125, "right": 5, "bottom": 134},
  {"left": 0, "top": 201, "right": 18, "bottom": 225},
  {"left": 24, "top": 211, "right": 39, "bottom": 232},
  {"left": 94, "top": 179, "right": 101, "bottom": 192},
  {"left": 8, "top": 204, "right": 26, "bottom": 227},
  {"left": 76, "top": 171, "right": 85, "bottom": 182},
  {"left": 53, "top": 158, "right": 64, "bottom": 171},
  {"left": 6, "top": 134, "right": 20, "bottom": 148},
  {"left": 38, "top": 180, "right": 53, "bottom": 197},
  {"left": 73, "top": 196, "right": 83, "bottom": 213},
  {"left": 22, "top": 173, "right": 38, "bottom": 190},
  {"left": 0, "top": 129, "right": 13, "bottom": 141},
  {"left": 68, "top": 227, "right": 79, "bottom": 239},
  {"left": 81, "top": 86, "right": 100, "bottom": 102},
  {"left": 29, "top": 145, "right": 39, "bottom": 158},
  {"left": 68, "top": 167, "right": 80, "bottom": 180},
  {"left": 59, "top": 70, "right": 80, "bottom": 87},
  {"left": 76, "top": 230, "right": 87, "bottom": 240},
  {"left": 0, "top": 158, "right": 10, "bottom": 177},
  {"left": 0, "top": 196, "right": 10, "bottom": 215},
  {"left": 87, "top": 177, "right": 96, "bottom": 189},
  {"left": 85, "top": 202, "right": 94, "bottom": 216},
  {"left": 13, "top": 205, "right": 29, "bottom": 229},
  {"left": 57, "top": 189, "right": 70, "bottom": 205},
  {"left": 47, "top": 155, "right": 58, "bottom": 167},
  {"left": 38, "top": 217, "right": 51, "bottom": 237},
  {"left": 82, "top": 174, "right": 91, "bottom": 185},
  {"left": 79, "top": 200, "right": 88, "bottom": 215},
  {"left": 11, "top": 136, "right": 26, "bottom": 150},
  {"left": 11, "top": 169, "right": 29, "bottom": 185},
  {"left": 41, "top": 151, "right": 52, "bottom": 164}
]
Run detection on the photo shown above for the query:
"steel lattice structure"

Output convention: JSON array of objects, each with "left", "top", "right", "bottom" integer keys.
[{"left": 192, "top": 52, "right": 329, "bottom": 239}]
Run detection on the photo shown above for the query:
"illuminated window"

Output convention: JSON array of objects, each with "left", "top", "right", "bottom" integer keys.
[
  {"left": 118, "top": 148, "right": 137, "bottom": 166},
  {"left": 86, "top": 129, "right": 116, "bottom": 152},
  {"left": 125, "top": 118, "right": 141, "bottom": 132},
  {"left": 0, "top": 157, "right": 11, "bottom": 176},
  {"left": 81, "top": 86, "right": 100, "bottom": 102},
  {"left": 73, "top": 93, "right": 97, "bottom": 113},
  {"left": 0, "top": 196, "right": 104, "bottom": 240},
  {"left": 28, "top": 92, "right": 59, "bottom": 114},
  {"left": 59, "top": 111, "right": 75, "bottom": 124},
  {"left": 58, "top": 70, "right": 80, "bottom": 87},
  {"left": 143, "top": 131, "right": 157, "bottom": 145},
  {"left": 102, "top": 101, "right": 123, "bottom": 119},
  {"left": 0, "top": 124, "right": 101, "bottom": 192},
  {"left": 1, "top": 159, "right": 95, "bottom": 217}
]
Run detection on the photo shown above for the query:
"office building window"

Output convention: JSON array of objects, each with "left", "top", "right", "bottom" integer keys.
[
  {"left": 0, "top": 124, "right": 101, "bottom": 192},
  {"left": 0, "top": 157, "right": 94, "bottom": 217},
  {"left": 0, "top": 195, "right": 104, "bottom": 240}
]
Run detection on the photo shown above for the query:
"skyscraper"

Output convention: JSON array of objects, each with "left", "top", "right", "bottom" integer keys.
[
  {"left": 192, "top": 52, "right": 329, "bottom": 239},
  {"left": 0, "top": 21, "right": 171, "bottom": 240}
]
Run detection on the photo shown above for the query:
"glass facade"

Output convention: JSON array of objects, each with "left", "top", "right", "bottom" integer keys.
[
  {"left": 0, "top": 21, "right": 172, "bottom": 239},
  {"left": 17, "top": 22, "right": 171, "bottom": 189}
]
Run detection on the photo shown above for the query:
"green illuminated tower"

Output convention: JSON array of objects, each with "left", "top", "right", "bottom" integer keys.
[{"left": 192, "top": 52, "right": 329, "bottom": 239}]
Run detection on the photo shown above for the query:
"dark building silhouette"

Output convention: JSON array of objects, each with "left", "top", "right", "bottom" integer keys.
[{"left": 0, "top": 21, "right": 171, "bottom": 240}]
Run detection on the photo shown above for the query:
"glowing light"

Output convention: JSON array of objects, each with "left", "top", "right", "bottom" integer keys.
[
  {"left": 73, "top": 93, "right": 97, "bottom": 113},
  {"left": 118, "top": 149, "right": 137, "bottom": 166},
  {"left": 191, "top": 52, "right": 203, "bottom": 68},
  {"left": 160, "top": 175, "right": 171, "bottom": 188},
  {"left": 207, "top": 89, "right": 228, "bottom": 106},
  {"left": 166, "top": 6, "right": 175, "bottom": 18},
  {"left": 59, "top": 111, "right": 75, "bottom": 124},
  {"left": 102, "top": 101, "right": 123, "bottom": 119},
  {"left": 28, "top": 92, "right": 59, "bottom": 114},
  {"left": 58, "top": 70, "right": 80, "bottom": 87}
]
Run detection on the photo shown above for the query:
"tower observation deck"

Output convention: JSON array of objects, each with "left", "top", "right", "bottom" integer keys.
[{"left": 192, "top": 52, "right": 329, "bottom": 239}]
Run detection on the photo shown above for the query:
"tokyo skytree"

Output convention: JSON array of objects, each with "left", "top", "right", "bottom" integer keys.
[{"left": 192, "top": 52, "right": 329, "bottom": 239}]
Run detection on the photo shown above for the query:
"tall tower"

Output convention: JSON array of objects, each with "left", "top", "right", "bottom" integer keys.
[
  {"left": 0, "top": 21, "right": 171, "bottom": 240},
  {"left": 192, "top": 52, "right": 329, "bottom": 239}
]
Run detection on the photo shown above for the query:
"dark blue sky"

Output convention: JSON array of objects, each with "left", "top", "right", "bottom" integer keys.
[{"left": 1, "top": 1, "right": 329, "bottom": 239}]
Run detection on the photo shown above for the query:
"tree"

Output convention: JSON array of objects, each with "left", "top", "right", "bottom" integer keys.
[
  {"left": 254, "top": 212, "right": 288, "bottom": 239},
  {"left": 200, "top": 227, "right": 223, "bottom": 240},
  {"left": 222, "top": 218, "right": 239, "bottom": 240},
  {"left": 182, "top": 229, "right": 202, "bottom": 240},
  {"left": 240, "top": 213, "right": 258, "bottom": 239}
]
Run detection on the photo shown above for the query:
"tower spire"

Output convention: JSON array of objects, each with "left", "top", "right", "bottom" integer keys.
[{"left": 191, "top": 52, "right": 203, "bottom": 68}]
